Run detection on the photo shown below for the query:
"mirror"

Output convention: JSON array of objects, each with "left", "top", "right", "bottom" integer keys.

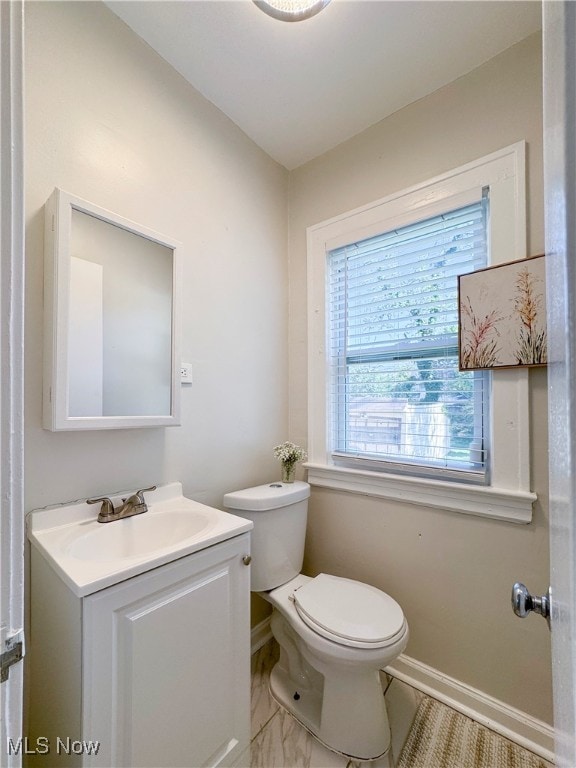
[{"left": 43, "top": 189, "right": 181, "bottom": 430}]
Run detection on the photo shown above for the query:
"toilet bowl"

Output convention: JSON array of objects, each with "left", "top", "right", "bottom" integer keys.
[
  {"left": 223, "top": 481, "right": 409, "bottom": 762},
  {"left": 264, "top": 573, "right": 408, "bottom": 760}
]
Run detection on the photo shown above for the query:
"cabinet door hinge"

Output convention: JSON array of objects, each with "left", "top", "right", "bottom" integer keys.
[{"left": 1, "top": 632, "right": 24, "bottom": 683}]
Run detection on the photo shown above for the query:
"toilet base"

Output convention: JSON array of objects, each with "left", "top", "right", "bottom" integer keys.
[
  {"left": 269, "top": 663, "right": 393, "bottom": 765},
  {"left": 270, "top": 611, "right": 393, "bottom": 761}
]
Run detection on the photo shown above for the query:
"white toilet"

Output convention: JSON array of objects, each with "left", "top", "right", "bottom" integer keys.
[{"left": 223, "top": 480, "right": 408, "bottom": 762}]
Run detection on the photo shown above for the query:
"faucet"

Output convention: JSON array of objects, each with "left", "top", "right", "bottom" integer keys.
[{"left": 87, "top": 486, "right": 157, "bottom": 523}]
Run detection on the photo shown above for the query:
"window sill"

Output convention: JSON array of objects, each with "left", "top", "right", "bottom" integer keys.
[{"left": 304, "top": 463, "right": 536, "bottom": 524}]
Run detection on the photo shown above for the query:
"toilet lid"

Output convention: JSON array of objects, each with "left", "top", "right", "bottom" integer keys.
[{"left": 292, "top": 574, "right": 405, "bottom": 648}]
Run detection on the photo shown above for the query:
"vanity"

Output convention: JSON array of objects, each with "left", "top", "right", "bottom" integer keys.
[{"left": 26, "top": 483, "right": 253, "bottom": 768}]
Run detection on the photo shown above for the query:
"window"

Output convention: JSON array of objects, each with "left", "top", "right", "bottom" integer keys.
[
  {"left": 307, "top": 143, "right": 536, "bottom": 523},
  {"left": 328, "top": 198, "right": 489, "bottom": 484}
]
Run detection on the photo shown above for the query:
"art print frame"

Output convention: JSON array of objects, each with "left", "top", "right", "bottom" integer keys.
[{"left": 458, "top": 254, "right": 547, "bottom": 370}]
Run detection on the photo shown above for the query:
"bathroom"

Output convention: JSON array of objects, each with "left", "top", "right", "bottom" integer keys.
[{"left": 1, "top": 0, "right": 560, "bottom": 765}]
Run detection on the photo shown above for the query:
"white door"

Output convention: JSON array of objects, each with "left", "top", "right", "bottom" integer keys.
[
  {"left": 543, "top": 2, "right": 576, "bottom": 766},
  {"left": 0, "top": 2, "right": 25, "bottom": 766}
]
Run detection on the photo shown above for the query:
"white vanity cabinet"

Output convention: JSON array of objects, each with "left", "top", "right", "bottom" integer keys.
[
  {"left": 85, "top": 534, "right": 251, "bottom": 767},
  {"left": 28, "top": 498, "right": 252, "bottom": 768}
]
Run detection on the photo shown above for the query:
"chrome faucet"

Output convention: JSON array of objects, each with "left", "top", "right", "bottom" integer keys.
[{"left": 87, "top": 486, "right": 157, "bottom": 523}]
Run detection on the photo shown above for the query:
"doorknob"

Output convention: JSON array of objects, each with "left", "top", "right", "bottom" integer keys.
[{"left": 511, "top": 582, "right": 551, "bottom": 628}]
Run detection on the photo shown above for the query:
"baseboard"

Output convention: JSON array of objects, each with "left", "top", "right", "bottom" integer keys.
[
  {"left": 386, "top": 653, "right": 555, "bottom": 763},
  {"left": 251, "top": 616, "right": 273, "bottom": 655}
]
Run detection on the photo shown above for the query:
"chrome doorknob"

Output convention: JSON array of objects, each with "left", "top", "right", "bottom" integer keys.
[{"left": 511, "top": 582, "right": 551, "bottom": 627}]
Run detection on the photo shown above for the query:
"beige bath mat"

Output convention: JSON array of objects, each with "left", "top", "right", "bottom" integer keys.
[{"left": 397, "top": 697, "right": 550, "bottom": 768}]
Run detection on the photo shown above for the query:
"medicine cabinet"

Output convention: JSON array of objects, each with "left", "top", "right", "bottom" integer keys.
[{"left": 43, "top": 189, "right": 182, "bottom": 430}]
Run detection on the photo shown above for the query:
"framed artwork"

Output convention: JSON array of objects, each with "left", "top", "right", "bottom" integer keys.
[{"left": 458, "top": 254, "right": 547, "bottom": 370}]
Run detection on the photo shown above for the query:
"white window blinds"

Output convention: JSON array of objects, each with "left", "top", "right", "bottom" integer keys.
[{"left": 327, "top": 196, "right": 490, "bottom": 483}]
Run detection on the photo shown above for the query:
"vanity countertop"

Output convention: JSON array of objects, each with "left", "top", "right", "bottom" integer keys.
[{"left": 27, "top": 482, "right": 252, "bottom": 597}]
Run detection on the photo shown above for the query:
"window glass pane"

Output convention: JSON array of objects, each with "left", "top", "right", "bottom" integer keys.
[
  {"left": 328, "top": 198, "right": 489, "bottom": 480},
  {"left": 333, "top": 356, "right": 487, "bottom": 472}
]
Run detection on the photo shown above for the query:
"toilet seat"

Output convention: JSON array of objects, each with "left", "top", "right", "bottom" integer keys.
[{"left": 291, "top": 573, "right": 406, "bottom": 649}]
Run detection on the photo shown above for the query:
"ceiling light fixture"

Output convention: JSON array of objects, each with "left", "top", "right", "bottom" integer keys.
[{"left": 253, "top": 0, "right": 331, "bottom": 22}]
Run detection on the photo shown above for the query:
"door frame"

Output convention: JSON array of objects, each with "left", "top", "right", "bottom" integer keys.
[
  {"left": 0, "top": 2, "right": 25, "bottom": 766},
  {"left": 543, "top": 2, "right": 576, "bottom": 766},
  {"left": 0, "top": 2, "right": 574, "bottom": 767}
]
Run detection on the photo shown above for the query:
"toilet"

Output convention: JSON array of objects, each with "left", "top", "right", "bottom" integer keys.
[{"left": 223, "top": 481, "right": 408, "bottom": 763}]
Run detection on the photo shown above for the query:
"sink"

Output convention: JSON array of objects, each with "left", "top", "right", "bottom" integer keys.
[
  {"left": 68, "top": 509, "right": 215, "bottom": 562},
  {"left": 26, "top": 482, "right": 253, "bottom": 596}
]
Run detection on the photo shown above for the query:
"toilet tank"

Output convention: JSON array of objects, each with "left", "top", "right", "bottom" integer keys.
[{"left": 223, "top": 481, "right": 310, "bottom": 592}]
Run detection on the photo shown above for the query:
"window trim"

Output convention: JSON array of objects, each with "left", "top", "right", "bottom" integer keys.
[{"left": 306, "top": 142, "right": 536, "bottom": 524}]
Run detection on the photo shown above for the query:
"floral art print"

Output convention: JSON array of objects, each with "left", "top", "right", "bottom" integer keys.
[{"left": 458, "top": 255, "right": 547, "bottom": 370}]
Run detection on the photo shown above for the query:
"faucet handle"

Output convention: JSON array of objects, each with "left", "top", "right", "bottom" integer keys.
[
  {"left": 123, "top": 486, "right": 157, "bottom": 511},
  {"left": 87, "top": 496, "right": 115, "bottom": 519},
  {"left": 133, "top": 485, "right": 157, "bottom": 504}
]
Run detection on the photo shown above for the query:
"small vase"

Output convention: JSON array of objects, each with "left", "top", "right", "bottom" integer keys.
[{"left": 281, "top": 463, "right": 296, "bottom": 483}]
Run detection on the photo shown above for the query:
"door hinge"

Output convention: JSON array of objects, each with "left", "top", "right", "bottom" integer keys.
[{"left": 1, "top": 633, "right": 24, "bottom": 683}]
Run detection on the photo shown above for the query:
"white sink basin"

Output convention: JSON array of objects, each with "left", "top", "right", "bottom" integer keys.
[
  {"left": 27, "top": 482, "right": 252, "bottom": 596},
  {"left": 68, "top": 509, "right": 215, "bottom": 562}
]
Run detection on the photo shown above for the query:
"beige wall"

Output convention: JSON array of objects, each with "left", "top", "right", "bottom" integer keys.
[
  {"left": 25, "top": 0, "right": 288, "bottom": 535},
  {"left": 289, "top": 33, "right": 552, "bottom": 723},
  {"left": 25, "top": 2, "right": 551, "bottom": 724}
]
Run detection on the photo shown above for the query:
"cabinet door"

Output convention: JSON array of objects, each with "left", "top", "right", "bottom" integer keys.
[{"left": 82, "top": 534, "right": 251, "bottom": 768}]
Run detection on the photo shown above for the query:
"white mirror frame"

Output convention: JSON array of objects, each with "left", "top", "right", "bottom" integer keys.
[{"left": 43, "top": 188, "right": 182, "bottom": 430}]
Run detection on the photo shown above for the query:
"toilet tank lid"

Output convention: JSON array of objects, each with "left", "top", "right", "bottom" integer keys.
[{"left": 223, "top": 481, "right": 310, "bottom": 511}]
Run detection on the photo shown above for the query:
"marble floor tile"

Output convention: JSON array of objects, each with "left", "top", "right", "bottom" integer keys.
[
  {"left": 250, "top": 707, "right": 349, "bottom": 768},
  {"left": 251, "top": 639, "right": 280, "bottom": 739},
  {"left": 385, "top": 677, "right": 424, "bottom": 760}
]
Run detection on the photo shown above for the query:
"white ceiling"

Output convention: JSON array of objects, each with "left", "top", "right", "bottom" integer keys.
[{"left": 107, "top": 0, "right": 542, "bottom": 170}]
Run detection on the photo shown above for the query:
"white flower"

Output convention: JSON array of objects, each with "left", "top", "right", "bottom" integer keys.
[{"left": 273, "top": 441, "right": 307, "bottom": 465}]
